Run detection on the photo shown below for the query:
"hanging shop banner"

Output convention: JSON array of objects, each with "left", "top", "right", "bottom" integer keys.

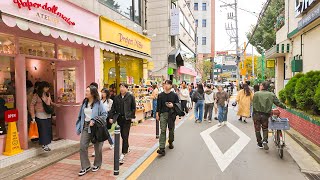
[
  {"left": 170, "top": 8, "right": 180, "bottom": 36},
  {"left": 297, "top": 3, "right": 320, "bottom": 30},
  {"left": 266, "top": 60, "right": 276, "bottom": 68},
  {"left": 100, "top": 17, "right": 151, "bottom": 55}
]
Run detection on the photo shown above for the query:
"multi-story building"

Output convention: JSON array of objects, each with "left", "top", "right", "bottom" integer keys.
[
  {"left": 266, "top": 0, "right": 320, "bottom": 95},
  {"left": 147, "top": 0, "right": 197, "bottom": 84},
  {"left": 193, "top": 0, "right": 216, "bottom": 79}
]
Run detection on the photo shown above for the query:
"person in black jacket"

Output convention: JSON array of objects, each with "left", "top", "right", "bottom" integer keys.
[
  {"left": 0, "top": 98, "right": 8, "bottom": 135},
  {"left": 109, "top": 83, "right": 136, "bottom": 165}
]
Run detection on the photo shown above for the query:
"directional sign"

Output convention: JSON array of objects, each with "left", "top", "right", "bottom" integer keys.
[{"left": 200, "top": 122, "right": 251, "bottom": 172}]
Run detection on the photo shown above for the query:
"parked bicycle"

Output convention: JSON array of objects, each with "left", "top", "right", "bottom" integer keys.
[{"left": 269, "top": 109, "right": 290, "bottom": 159}]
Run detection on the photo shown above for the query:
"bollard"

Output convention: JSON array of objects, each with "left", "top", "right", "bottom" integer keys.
[
  {"left": 114, "top": 125, "right": 120, "bottom": 176},
  {"left": 156, "top": 119, "right": 159, "bottom": 139}
]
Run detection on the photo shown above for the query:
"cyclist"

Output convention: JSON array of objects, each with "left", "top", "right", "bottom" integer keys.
[{"left": 252, "top": 81, "right": 286, "bottom": 150}]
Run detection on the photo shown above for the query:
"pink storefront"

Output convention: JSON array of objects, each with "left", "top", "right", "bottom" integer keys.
[
  {"left": 0, "top": 0, "right": 108, "bottom": 153},
  {"left": 178, "top": 66, "right": 197, "bottom": 84}
]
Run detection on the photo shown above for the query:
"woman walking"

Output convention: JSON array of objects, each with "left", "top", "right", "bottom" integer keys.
[
  {"left": 29, "top": 81, "right": 60, "bottom": 151},
  {"left": 76, "top": 85, "right": 107, "bottom": 176},
  {"left": 192, "top": 84, "right": 205, "bottom": 123},
  {"left": 236, "top": 83, "right": 254, "bottom": 123},
  {"left": 151, "top": 84, "right": 159, "bottom": 120},
  {"left": 179, "top": 82, "right": 189, "bottom": 115}
]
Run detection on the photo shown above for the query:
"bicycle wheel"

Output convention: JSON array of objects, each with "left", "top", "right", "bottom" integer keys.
[{"left": 277, "top": 130, "right": 284, "bottom": 159}]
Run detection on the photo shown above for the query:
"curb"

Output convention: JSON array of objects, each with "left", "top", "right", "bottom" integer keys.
[
  {"left": 286, "top": 129, "right": 320, "bottom": 164},
  {"left": 117, "top": 114, "right": 191, "bottom": 180}
]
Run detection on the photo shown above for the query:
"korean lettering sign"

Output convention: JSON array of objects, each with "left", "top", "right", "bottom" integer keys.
[{"left": 5, "top": 110, "right": 19, "bottom": 122}]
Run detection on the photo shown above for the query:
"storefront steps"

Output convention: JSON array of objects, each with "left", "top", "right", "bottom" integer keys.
[{"left": 0, "top": 139, "right": 79, "bottom": 179}]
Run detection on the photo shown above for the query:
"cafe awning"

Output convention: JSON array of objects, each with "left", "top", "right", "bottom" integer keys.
[{"left": 1, "top": 12, "right": 151, "bottom": 60}]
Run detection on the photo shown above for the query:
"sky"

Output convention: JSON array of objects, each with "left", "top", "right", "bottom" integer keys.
[{"left": 215, "top": 0, "right": 266, "bottom": 55}]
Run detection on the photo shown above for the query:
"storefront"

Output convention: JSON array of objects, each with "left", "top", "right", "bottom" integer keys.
[
  {"left": 100, "top": 17, "right": 152, "bottom": 123},
  {"left": 178, "top": 64, "right": 197, "bottom": 84},
  {"left": 0, "top": 0, "right": 113, "bottom": 153}
]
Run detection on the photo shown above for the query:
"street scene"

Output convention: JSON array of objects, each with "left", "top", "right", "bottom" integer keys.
[{"left": 0, "top": 0, "right": 320, "bottom": 180}]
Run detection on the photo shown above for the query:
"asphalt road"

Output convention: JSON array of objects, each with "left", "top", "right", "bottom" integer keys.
[{"left": 139, "top": 97, "right": 306, "bottom": 180}]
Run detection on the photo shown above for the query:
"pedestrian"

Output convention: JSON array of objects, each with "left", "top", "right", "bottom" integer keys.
[
  {"left": 26, "top": 80, "right": 34, "bottom": 128},
  {"left": 0, "top": 98, "right": 8, "bottom": 135},
  {"left": 179, "top": 81, "right": 189, "bottom": 115},
  {"left": 253, "top": 84, "right": 260, "bottom": 93},
  {"left": 76, "top": 85, "right": 107, "bottom": 176},
  {"left": 213, "top": 85, "right": 219, "bottom": 120},
  {"left": 151, "top": 84, "right": 159, "bottom": 120},
  {"left": 204, "top": 84, "right": 215, "bottom": 123},
  {"left": 192, "top": 84, "right": 205, "bottom": 123},
  {"left": 236, "top": 84, "right": 254, "bottom": 123},
  {"left": 156, "top": 80, "right": 180, "bottom": 156},
  {"left": 109, "top": 83, "right": 136, "bottom": 164},
  {"left": 252, "top": 81, "right": 286, "bottom": 150},
  {"left": 216, "top": 85, "right": 229, "bottom": 126},
  {"left": 29, "top": 81, "right": 60, "bottom": 152}
]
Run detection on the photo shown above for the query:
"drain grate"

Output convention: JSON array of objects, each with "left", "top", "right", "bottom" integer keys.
[{"left": 304, "top": 172, "right": 320, "bottom": 180}]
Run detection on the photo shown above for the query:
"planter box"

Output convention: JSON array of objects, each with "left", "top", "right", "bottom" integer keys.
[{"left": 279, "top": 107, "right": 320, "bottom": 147}]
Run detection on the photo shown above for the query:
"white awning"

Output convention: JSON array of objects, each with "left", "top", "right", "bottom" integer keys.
[{"left": 1, "top": 12, "right": 151, "bottom": 60}]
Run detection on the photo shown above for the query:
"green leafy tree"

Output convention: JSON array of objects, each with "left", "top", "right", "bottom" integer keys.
[
  {"left": 284, "top": 73, "right": 304, "bottom": 107},
  {"left": 246, "top": 0, "right": 285, "bottom": 54},
  {"left": 202, "top": 60, "right": 213, "bottom": 80},
  {"left": 279, "top": 89, "right": 286, "bottom": 103},
  {"left": 314, "top": 81, "right": 320, "bottom": 112}
]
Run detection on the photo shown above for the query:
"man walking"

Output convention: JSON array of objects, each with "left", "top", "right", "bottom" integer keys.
[
  {"left": 216, "top": 85, "right": 229, "bottom": 126},
  {"left": 156, "top": 80, "right": 180, "bottom": 156},
  {"left": 109, "top": 83, "right": 136, "bottom": 164},
  {"left": 252, "top": 82, "right": 286, "bottom": 150}
]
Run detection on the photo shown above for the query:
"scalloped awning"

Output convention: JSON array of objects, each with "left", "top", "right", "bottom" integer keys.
[{"left": 1, "top": 13, "right": 151, "bottom": 60}]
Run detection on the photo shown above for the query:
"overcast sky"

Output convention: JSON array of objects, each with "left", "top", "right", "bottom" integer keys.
[{"left": 215, "top": 0, "right": 266, "bottom": 55}]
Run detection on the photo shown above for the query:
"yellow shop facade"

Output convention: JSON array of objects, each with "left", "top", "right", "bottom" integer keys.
[{"left": 100, "top": 17, "right": 152, "bottom": 90}]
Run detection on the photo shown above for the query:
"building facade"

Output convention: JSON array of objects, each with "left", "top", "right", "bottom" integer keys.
[
  {"left": 266, "top": 0, "right": 320, "bottom": 95},
  {"left": 193, "top": 0, "right": 215, "bottom": 79},
  {"left": 147, "top": 0, "right": 197, "bottom": 84}
]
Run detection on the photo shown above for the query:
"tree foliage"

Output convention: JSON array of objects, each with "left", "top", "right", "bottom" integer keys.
[
  {"left": 202, "top": 60, "right": 213, "bottom": 80},
  {"left": 239, "top": 56, "right": 258, "bottom": 77},
  {"left": 246, "top": 0, "right": 285, "bottom": 54},
  {"left": 284, "top": 73, "right": 304, "bottom": 107}
]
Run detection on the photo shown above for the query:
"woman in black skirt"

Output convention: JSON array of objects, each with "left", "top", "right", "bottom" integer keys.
[{"left": 29, "top": 81, "right": 60, "bottom": 152}]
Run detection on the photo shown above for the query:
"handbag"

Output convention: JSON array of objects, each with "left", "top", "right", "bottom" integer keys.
[
  {"left": 28, "top": 121, "right": 39, "bottom": 139},
  {"left": 39, "top": 95, "right": 54, "bottom": 114}
]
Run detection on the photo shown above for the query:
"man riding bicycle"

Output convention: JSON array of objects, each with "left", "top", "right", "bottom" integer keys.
[{"left": 252, "top": 82, "right": 286, "bottom": 150}]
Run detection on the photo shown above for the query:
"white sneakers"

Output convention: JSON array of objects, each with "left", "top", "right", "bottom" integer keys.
[
  {"left": 119, "top": 154, "right": 125, "bottom": 164},
  {"left": 218, "top": 122, "right": 226, "bottom": 127}
]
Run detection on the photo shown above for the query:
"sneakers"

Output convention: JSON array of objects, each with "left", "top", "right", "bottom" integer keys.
[
  {"left": 208, "top": 120, "right": 212, "bottom": 123},
  {"left": 218, "top": 123, "right": 222, "bottom": 127},
  {"left": 263, "top": 141, "right": 269, "bottom": 150},
  {"left": 78, "top": 166, "right": 91, "bottom": 176},
  {"left": 157, "top": 148, "right": 166, "bottom": 156},
  {"left": 42, "top": 145, "right": 51, "bottom": 152},
  {"left": 204, "top": 118, "right": 207, "bottom": 121},
  {"left": 257, "top": 143, "right": 263, "bottom": 149},
  {"left": 119, "top": 154, "right": 125, "bottom": 165},
  {"left": 243, "top": 120, "right": 247, "bottom": 123},
  {"left": 169, "top": 143, "right": 174, "bottom": 149},
  {"left": 214, "top": 117, "right": 218, "bottom": 120},
  {"left": 92, "top": 166, "right": 100, "bottom": 172},
  {"left": 110, "top": 145, "right": 114, "bottom": 150}
]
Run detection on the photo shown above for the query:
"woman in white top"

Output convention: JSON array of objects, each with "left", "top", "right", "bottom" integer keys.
[
  {"left": 92, "top": 88, "right": 114, "bottom": 157},
  {"left": 179, "top": 81, "right": 189, "bottom": 114}
]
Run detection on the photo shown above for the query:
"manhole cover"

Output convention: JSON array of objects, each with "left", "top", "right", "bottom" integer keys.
[{"left": 304, "top": 172, "right": 320, "bottom": 180}]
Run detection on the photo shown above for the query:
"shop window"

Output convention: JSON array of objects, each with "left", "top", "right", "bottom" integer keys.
[
  {"left": 57, "top": 68, "right": 76, "bottom": 103},
  {"left": 108, "top": 68, "right": 127, "bottom": 82},
  {"left": 57, "top": 45, "right": 82, "bottom": 61},
  {"left": 19, "top": 38, "right": 55, "bottom": 58},
  {"left": 0, "top": 33, "right": 16, "bottom": 55},
  {"left": 99, "top": 0, "right": 142, "bottom": 24},
  {"left": 0, "top": 57, "right": 15, "bottom": 109}
]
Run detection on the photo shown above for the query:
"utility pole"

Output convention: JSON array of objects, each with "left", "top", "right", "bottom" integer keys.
[
  {"left": 221, "top": 0, "right": 240, "bottom": 83},
  {"left": 252, "top": 45, "right": 255, "bottom": 78}
]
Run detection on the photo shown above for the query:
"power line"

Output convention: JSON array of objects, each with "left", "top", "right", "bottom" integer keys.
[{"left": 218, "top": 0, "right": 259, "bottom": 17}]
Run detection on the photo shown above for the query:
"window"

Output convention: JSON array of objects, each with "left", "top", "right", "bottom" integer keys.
[
  {"left": 195, "top": 19, "right": 198, "bottom": 27},
  {"left": 202, "top": 3, "right": 207, "bottom": 11},
  {"left": 19, "top": 38, "right": 55, "bottom": 58},
  {"left": 171, "top": 36, "right": 176, "bottom": 47},
  {"left": 194, "top": 3, "right": 198, "bottom": 10},
  {"left": 202, "top": 37, "right": 206, "bottom": 45},
  {"left": 202, "top": 19, "right": 207, "bottom": 27},
  {"left": 99, "top": 0, "right": 142, "bottom": 24}
]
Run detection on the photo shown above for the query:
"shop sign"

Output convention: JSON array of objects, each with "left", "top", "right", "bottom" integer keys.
[
  {"left": 170, "top": 8, "right": 180, "bottom": 36},
  {"left": 13, "top": 0, "right": 75, "bottom": 26},
  {"left": 5, "top": 109, "right": 19, "bottom": 122},
  {"left": 295, "top": 0, "right": 318, "bottom": 18},
  {"left": 266, "top": 60, "right": 276, "bottom": 68},
  {"left": 297, "top": 3, "right": 320, "bottom": 30},
  {"left": 100, "top": 17, "right": 151, "bottom": 55},
  {"left": 216, "top": 51, "right": 228, "bottom": 56}
]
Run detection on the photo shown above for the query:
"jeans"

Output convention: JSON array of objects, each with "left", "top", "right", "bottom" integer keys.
[
  {"left": 218, "top": 105, "right": 227, "bottom": 123},
  {"left": 204, "top": 103, "right": 214, "bottom": 120},
  {"left": 159, "top": 112, "right": 174, "bottom": 149},
  {"left": 194, "top": 100, "right": 204, "bottom": 121},
  {"left": 181, "top": 100, "right": 188, "bottom": 113},
  {"left": 153, "top": 99, "right": 157, "bottom": 118},
  {"left": 80, "top": 122, "right": 103, "bottom": 169},
  {"left": 118, "top": 116, "right": 131, "bottom": 154}
]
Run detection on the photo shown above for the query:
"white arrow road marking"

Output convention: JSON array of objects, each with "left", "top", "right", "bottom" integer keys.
[{"left": 200, "top": 122, "right": 251, "bottom": 172}]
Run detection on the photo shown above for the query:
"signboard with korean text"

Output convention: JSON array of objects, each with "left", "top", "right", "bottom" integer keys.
[
  {"left": 297, "top": 3, "right": 320, "bottom": 30},
  {"left": 170, "top": 8, "right": 180, "bottom": 36},
  {"left": 266, "top": 60, "right": 276, "bottom": 68}
]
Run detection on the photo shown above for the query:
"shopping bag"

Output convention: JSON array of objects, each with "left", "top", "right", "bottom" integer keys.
[{"left": 28, "top": 121, "right": 39, "bottom": 139}]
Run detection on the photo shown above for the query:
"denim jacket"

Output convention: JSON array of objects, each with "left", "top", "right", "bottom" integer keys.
[{"left": 76, "top": 100, "right": 107, "bottom": 135}]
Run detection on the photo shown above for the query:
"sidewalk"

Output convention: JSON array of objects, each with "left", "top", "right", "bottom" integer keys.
[{"left": 23, "top": 117, "right": 185, "bottom": 180}]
